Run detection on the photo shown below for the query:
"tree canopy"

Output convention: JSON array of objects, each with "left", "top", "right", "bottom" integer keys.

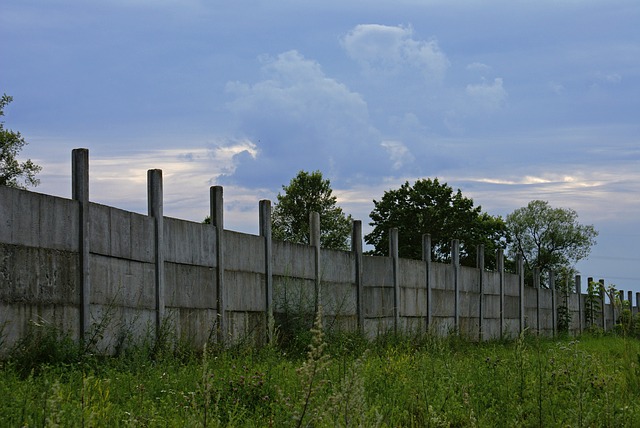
[
  {"left": 505, "top": 200, "right": 598, "bottom": 278},
  {"left": 0, "top": 94, "right": 41, "bottom": 189},
  {"left": 271, "top": 170, "right": 353, "bottom": 250},
  {"left": 365, "top": 178, "right": 507, "bottom": 268}
]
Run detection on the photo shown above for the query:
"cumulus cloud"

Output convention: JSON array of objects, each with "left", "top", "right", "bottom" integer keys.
[
  {"left": 466, "top": 62, "right": 492, "bottom": 73},
  {"left": 342, "top": 24, "right": 450, "bottom": 82},
  {"left": 549, "top": 81, "right": 566, "bottom": 95},
  {"left": 224, "top": 50, "right": 389, "bottom": 187},
  {"left": 595, "top": 71, "right": 622, "bottom": 84},
  {"left": 381, "top": 140, "right": 414, "bottom": 170},
  {"left": 465, "top": 77, "right": 508, "bottom": 112}
]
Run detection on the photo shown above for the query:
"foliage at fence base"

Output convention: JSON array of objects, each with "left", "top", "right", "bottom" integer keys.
[{"left": 2, "top": 311, "right": 640, "bottom": 427}]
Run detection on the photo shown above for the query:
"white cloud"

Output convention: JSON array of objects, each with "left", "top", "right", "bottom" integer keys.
[
  {"left": 465, "top": 77, "right": 508, "bottom": 112},
  {"left": 595, "top": 71, "right": 622, "bottom": 84},
  {"left": 549, "top": 81, "right": 566, "bottom": 95},
  {"left": 30, "top": 142, "right": 260, "bottom": 226},
  {"left": 224, "top": 50, "right": 389, "bottom": 186},
  {"left": 381, "top": 140, "right": 414, "bottom": 170},
  {"left": 342, "top": 24, "right": 450, "bottom": 82},
  {"left": 466, "top": 62, "right": 492, "bottom": 73},
  {"left": 227, "top": 51, "right": 370, "bottom": 127}
]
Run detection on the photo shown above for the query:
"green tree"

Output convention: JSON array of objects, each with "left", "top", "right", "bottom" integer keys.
[
  {"left": 0, "top": 94, "right": 41, "bottom": 189},
  {"left": 505, "top": 200, "right": 598, "bottom": 279},
  {"left": 365, "top": 178, "right": 507, "bottom": 268},
  {"left": 272, "top": 170, "right": 353, "bottom": 250}
]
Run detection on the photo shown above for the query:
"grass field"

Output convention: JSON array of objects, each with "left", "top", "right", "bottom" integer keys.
[{"left": 1, "top": 317, "right": 639, "bottom": 427}]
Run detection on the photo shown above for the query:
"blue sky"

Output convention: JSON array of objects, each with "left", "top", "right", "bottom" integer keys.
[{"left": 2, "top": 0, "right": 639, "bottom": 296}]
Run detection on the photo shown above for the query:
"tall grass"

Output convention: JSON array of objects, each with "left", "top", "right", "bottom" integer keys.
[{"left": 1, "top": 319, "right": 639, "bottom": 427}]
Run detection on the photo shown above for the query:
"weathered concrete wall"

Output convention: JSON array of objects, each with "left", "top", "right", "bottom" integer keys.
[
  {"left": 398, "top": 258, "right": 427, "bottom": 333},
  {"left": 88, "top": 203, "right": 156, "bottom": 352},
  {"left": 0, "top": 186, "right": 81, "bottom": 351},
  {"left": 164, "top": 216, "right": 218, "bottom": 349},
  {"left": 225, "top": 230, "right": 266, "bottom": 345},
  {"left": 1, "top": 150, "right": 636, "bottom": 354},
  {"left": 362, "top": 255, "right": 394, "bottom": 336},
  {"left": 319, "top": 248, "right": 356, "bottom": 330}
]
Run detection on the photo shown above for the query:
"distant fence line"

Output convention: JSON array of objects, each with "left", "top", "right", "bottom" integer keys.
[{"left": 1, "top": 148, "right": 638, "bottom": 354}]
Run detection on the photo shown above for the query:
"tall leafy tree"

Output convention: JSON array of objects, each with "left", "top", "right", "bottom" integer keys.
[
  {"left": 0, "top": 94, "right": 41, "bottom": 189},
  {"left": 505, "top": 200, "right": 598, "bottom": 277},
  {"left": 272, "top": 170, "right": 353, "bottom": 250},
  {"left": 366, "top": 178, "right": 507, "bottom": 268}
]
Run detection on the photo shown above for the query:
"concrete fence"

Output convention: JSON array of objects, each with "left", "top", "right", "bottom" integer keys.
[{"left": 1, "top": 149, "right": 639, "bottom": 354}]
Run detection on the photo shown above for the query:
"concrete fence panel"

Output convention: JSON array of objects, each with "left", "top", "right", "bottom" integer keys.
[{"left": 0, "top": 149, "right": 630, "bottom": 353}]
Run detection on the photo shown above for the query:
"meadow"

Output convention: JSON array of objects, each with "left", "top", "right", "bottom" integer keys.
[{"left": 1, "top": 315, "right": 639, "bottom": 427}]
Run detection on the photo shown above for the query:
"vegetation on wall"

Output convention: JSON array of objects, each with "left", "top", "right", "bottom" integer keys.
[{"left": 2, "top": 319, "right": 639, "bottom": 427}]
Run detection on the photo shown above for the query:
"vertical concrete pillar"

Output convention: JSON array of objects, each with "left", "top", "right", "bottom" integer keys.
[
  {"left": 615, "top": 289, "right": 623, "bottom": 326},
  {"left": 72, "top": 148, "right": 90, "bottom": 343},
  {"left": 518, "top": 254, "right": 525, "bottom": 335},
  {"left": 564, "top": 275, "right": 570, "bottom": 333},
  {"left": 259, "top": 200, "right": 273, "bottom": 343},
  {"left": 210, "top": 186, "right": 225, "bottom": 344},
  {"left": 390, "top": 228, "right": 400, "bottom": 334},
  {"left": 599, "top": 279, "right": 606, "bottom": 331},
  {"left": 422, "top": 234, "right": 432, "bottom": 329},
  {"left": 452, "top": 239, "right": 460, "bottom": 332},
  {"left": 576, "top": 275, "right": 583, "bottom": 334},
  {"left": 619, "top": 290, "right": 625, "bottom": 311},
  {"left": 148, "top": 169, "right": 165, "bottom": 338},
  {"left": 310, "top": 212, "right": 321, "bottom": 313},
  {"left": 587, "top": 276, "right": 595, "bottom": 328},
  {"left": 477, "top": 244, "right": 485, "bottom": 341},
  {"left": 352, "top": 220, "right": 364, "bottom": 333},
  {"left": 497, "top": 249, "right": 505, "bottom": 338},
  {"left": 533, "top": 267, "right": 541, "bottom": 334},
  {"left": 549, "top": 270, "right": 556, "bottom": 337}
]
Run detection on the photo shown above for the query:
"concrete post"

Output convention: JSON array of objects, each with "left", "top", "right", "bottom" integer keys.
[
  {"left": 550, "top": 270, "right": 556, "bottom": 337},
  {"left": 497, "top": 249, "right": 505, "bottom": 337},
  {"left": 310, "top": 212, "right": 321, "bottom": 313},
  {"left": 352, "top": 220, "right": 364, "bottom": 333},
  {"left": 636, "top": 292, "right": 640, "bottom": 316},
  {"left": 210, "top": 186, "right": 225, "bottom": 344},
  {"left": 628, "top": 291, "right": 633, "bottom": 311},
  {"left": 599, "top": 279, "right": 606, "bottom": 331},
  {"left": 452, "top": 239, "right": 460, "bottom": 332},
  {"left": 576, "top": 275, "right": 583, "bottom": 334},
  {"left": 422, "top": 234, "right": 432, "bottom": 329},
  {"left": 148, "top": 169, "right": 165, "bottom": 338},
  {"left": 477, "top": 244, "right": 485, "bottom": 341},
  {"left": 533, "top": 267, "right": 541, "bottom": 334},
  {"left": 587, "top": 276, "right": 594, "bottom": 328},
  {"left": 616, "top": 289, "right": 623, "bottom": 325},
  {"left": 564, "top": 275, "right": 570, "bottom": 332},
  {"left": 518, "top": 254, "right": 525, "bottom": 335},
  {"left": 259, "top": 200, "right": 273, "bottom": 344},
  {"left": 72, "top": 148, "right": 90, "bottom": 343},
  {"left": 390, "top": 228, "right": 400, "bottom": 334}
]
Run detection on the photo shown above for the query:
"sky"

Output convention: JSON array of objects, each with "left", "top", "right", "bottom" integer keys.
[{"left": 2, "top": 0, "right": 639, "bottom": 297}]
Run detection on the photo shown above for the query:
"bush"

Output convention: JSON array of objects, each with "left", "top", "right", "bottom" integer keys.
[{"left": 9, "top": 319, "right": 82, "bottom": 377}]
